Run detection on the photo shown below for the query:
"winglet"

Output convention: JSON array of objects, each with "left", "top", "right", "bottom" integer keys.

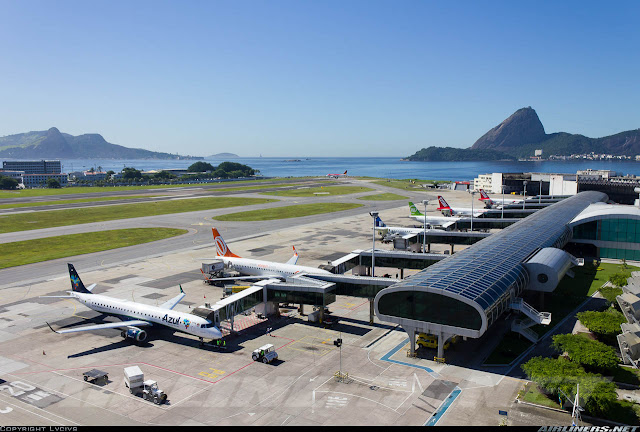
[
  {"left": 46, "top": 322, "right": 60, "bottom": 334},
  {"left": 286, "top": 246, "right": 299, "bottom": 265},
  {"left": 179, "top": 284, "right": 184, "bottom": 294},
  {"left": 212, "top": 228, "right": 240, "bottom": 257}
]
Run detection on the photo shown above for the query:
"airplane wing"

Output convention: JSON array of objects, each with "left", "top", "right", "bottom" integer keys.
[
  {"left": 159, "top": 285, "right": 186, "bottom": 310},
  {"left": 47, "top": 320, "right": 152, "bottom": 334},
  {"left": 205, "top": 275, "right": 284, "bottom": 282},
  {"left": 441, "top": 220, "right": 458, "bottom": 229},
  {"left": 286, "top": 246, "right": 299, "bottom": 265}
]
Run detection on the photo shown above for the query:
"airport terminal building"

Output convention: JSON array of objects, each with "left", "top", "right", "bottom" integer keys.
[{"left": 375, "top": 191, "right": 611, "bottom": 358}]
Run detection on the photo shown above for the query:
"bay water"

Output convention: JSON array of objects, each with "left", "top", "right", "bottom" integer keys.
[{"left": 57, "top": 157, "right": 640, "bottom": 182}]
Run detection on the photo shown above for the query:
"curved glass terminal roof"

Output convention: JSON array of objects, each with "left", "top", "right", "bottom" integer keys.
[{"left": 390, "top": 191, "right": 608, "bottom": 312}]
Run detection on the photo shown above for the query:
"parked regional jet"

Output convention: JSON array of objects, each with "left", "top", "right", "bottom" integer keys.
[
  {"left": 45, "top": 264, "right": 222, "bottom": 345},
  {"left": 326, "top": 170, "right": 347, "bottom": 178},
  {"left": 408, "top": 202, "right": 461, "bottom": 228},
  {"left": 436, "top": 196, "right": 489, "bottom": 217},
  {"left": 376, "top": 216, "right": 444, "bottom": 236},
  {"left": 208, "top": 228, "right": 331, "bottom": 280},
  {"left": 478, "top": 189, "right": 523, "bottom": 207}
]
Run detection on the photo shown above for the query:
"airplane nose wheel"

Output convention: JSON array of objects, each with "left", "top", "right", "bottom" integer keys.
[{"left": 199, "top": 337, "right": 204, "bottom": 347}]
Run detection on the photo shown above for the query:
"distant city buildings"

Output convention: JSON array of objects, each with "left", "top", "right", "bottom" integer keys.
[
  {"left": 2, "top": 160, "right": 61, "bottom": 174},
  {"left": 1, "top": 160, "right": 68, "bottom": 188},
  {"left": 22, "top": 173, "right": 68, "bottom": 187}
]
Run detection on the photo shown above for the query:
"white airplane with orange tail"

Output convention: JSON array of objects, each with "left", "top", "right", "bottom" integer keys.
[
  {"left": 436, "top": 195, "right": 489, "bottom": 217},
  {"left": 206, "top": 228, "right": 331, "bottom": 281},
  {"left": 326, "top": 170, "right": 347, "bottom": 178}
]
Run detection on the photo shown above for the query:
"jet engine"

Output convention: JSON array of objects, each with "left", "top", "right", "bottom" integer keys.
[{"left": 121, "top": 326, "right": 148, "bottom": 342}]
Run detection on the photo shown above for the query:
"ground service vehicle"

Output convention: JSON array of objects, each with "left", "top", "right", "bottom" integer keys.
[
  {"left": 142, "top": 380, "right": 167, "bottom": 405},
  {"left": 83, "top": 369, "right": 108, "bottom": 384},
  {"left": 124, "top": 366, "right": 144, "bottom": 393},
  {"left": 123, "top": 366, "right": 167, "bottom": 404},
  {"left": 417, "top": 333, "right": 451, "bottom": 350},
  {"left": 252, "top": 344, "right": 278, "bottom": 364}
]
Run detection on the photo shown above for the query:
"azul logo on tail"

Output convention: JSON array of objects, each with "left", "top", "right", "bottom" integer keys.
[
  {"left": 437, "top": 196, "right": 451, "bottom": 210},
  {"left": 212, "top": 228, "right": 240, "bottom": 258},
  {"left": 68, "top": 263, "right": 92, "bottom": 294}
]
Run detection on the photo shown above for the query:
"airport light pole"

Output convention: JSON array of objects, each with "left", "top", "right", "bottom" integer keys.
[
  {"left": 422, "top": 200, "right": 429, "bottom": 253},
  {"left": 369, "top": 211, "right": 378, "bottom": 277},
  {"left": 523, "top": 181, "right": 528, "bottom": 210},
  {"left": 501, "top": 184, "right": 505, "bottom": 220},
  {"left": 470, "top": 191, "right": 477, "bottom": 231},
  {"left": 539, "top": 180, "right": 542, "bottom": 204}
]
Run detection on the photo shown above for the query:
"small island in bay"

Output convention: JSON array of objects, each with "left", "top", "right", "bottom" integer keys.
[{"left": 208, "top": 152, "right": 240, "bottom": 158}]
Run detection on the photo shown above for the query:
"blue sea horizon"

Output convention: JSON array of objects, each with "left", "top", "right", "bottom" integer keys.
[{"left": 25, "top": 156, "right": 640, "bottom": 182}]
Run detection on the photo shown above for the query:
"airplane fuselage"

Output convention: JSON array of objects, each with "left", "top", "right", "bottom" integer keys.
[
  {"left": 409, "top": 214, "right": 461, "bottom": 226},
  {"left": 220, "top": 256, "right": 331, "bottom": 278},
  {"left": 71, "top": 292, "right": 221, "bottom": 339}
]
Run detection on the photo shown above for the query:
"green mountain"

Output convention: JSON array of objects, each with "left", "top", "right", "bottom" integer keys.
[
  {"left": 471, "top": 107, "right": 640, "bottom": 157},
  {"left": 409, "top": 107, "right": 640, "bottom": 161},
  {"left": 0, "top": 127, "right": 201, "bottom": 159}
]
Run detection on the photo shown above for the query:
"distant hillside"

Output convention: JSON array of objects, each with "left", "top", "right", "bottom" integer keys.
[
  {"left": 209, "top": 152, "right": 239, "bottom": 158},
  {"left": 0, "top": 127, "right": 202, "bottom": 160},
  {"left": 408, "top": 107, "right": 640, "bottom": 161},
  {"left": 408, "top": 147, "right": 515, "bottom": 161},
  {"left": 471, "top": 107, "right": 640, "bottom": 157}
]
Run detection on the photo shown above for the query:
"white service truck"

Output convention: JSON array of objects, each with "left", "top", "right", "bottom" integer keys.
[
  {"left": 123, "top": 366, "right": 167, "bottom": 404},
  {"left": 252, "top": 344, "right": 278, "bottom": 364}
]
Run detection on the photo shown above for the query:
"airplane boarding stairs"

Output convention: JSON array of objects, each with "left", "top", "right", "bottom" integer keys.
[{"left": 509, "top": 298, "right": 551, "bottom": 343}]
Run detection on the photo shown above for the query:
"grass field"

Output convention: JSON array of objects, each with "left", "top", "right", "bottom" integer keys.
[
  {"left": 213, "top": 203, "right": 363, "bottom": 221},
  {"left": 0, "top": 197, "right": 276, "bottom": 233},
  {"left": 260, "top": 185, "right": 373, "bottom": 197},
  {"left": 0, "top": 179, "right": 275, "bottom": 198},
  {"left": 357, "top": 193, "right": 408, "bottom": 201},
  {"left": 0, "top": 228, "right": 188, "bottom": 269},
  {"left": 211, "top": 183, "right": 305, "bottom": 192},
  {"left": 0, "top": 195, "right": 157, "bottom": 209},
  {"left": 520, "top": 384, "right": 562, "bottom": 409}
]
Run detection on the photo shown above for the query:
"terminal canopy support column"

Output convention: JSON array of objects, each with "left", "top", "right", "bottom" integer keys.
[
  {"left": 437, "top": 331, "right": 444, "bottom": 359},
  {"left": 404, "top": 326, "right": 417, "bottom": 356},
  {"left": 369, "top": 298, "right": 374, "bottom": 325}
]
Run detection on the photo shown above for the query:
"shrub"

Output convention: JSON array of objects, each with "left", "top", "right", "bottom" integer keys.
[
  {"left": 577, "top": 309, "right": 626, "bottom": 342},
  {"left": 609, "top": 272, "right": 631, "bottom": 288},
  {"left": 551, "top": 334, "right": 618, "bottom": 371}
]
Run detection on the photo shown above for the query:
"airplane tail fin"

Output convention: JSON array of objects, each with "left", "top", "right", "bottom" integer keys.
[
  {"left": 212, "top": 228, "right": 240, "bottom": 257},
  {"left": 408, "top": 202, "right": 423, "bottom": 216},
  {"left": 374, "top": 216, "right": 387, "bottom": 228},
  {"left": 343, "top": 170, "right": 347, "bottom": 175},
  {"left": 478, "top": 189, "right": 492, "bottom": 201},
  {"left": 436, "top": 196, "right": 451, "bottom": 210},
  {"left": 68, "top": 263, "right": 92, "bottom": 294}
]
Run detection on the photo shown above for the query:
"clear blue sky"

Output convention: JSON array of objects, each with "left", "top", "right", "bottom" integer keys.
[{"left": 0, "top": 1, "right": 638, "bottom": 157}]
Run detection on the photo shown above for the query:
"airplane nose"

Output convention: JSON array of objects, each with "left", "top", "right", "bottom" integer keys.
[{"left": 210, "top": 327, "right": 223, "bottom": 339}]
